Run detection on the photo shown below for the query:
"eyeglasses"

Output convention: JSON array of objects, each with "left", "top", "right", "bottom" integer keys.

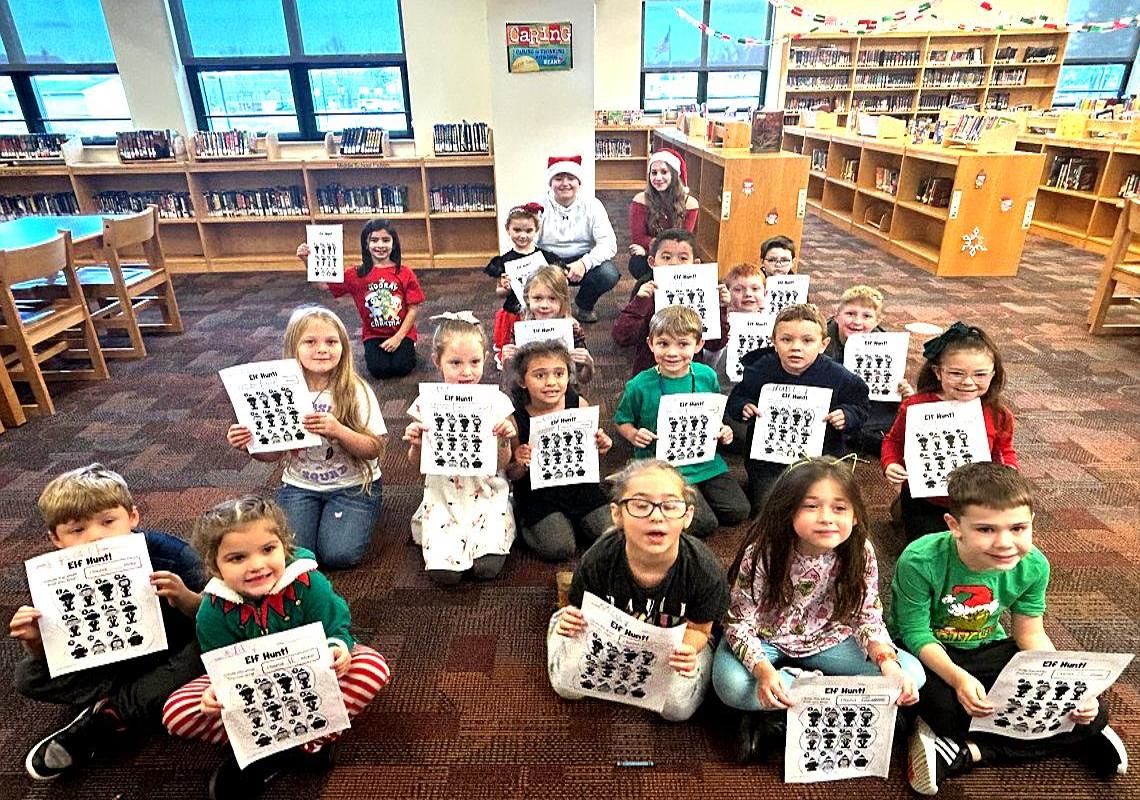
[
  {"left": 764, "top": 257, "right": 794, "bottom": 265},
  {"left": 617, "top": 497, "right": 690, "bottom": 519}
]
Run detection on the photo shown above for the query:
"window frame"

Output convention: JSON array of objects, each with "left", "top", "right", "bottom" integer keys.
[
  {"left": 639, "top": 0, "right": 773, "bottom": 112},
  {"left": 1055, "top": 2, "right": 1140, "bottom": 106},
  {"left": 169, "top": 0, "right": 413, "bottom": 140}
]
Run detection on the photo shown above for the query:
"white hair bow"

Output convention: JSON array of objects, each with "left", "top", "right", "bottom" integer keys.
[{"left": 430, "top": 311, "right": 481, "bottom": 325}]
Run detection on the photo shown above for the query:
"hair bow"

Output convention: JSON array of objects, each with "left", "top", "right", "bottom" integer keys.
[
  {"left": 922, "top": 321, "right": 981, "bottom": 361},
  {"left": 430, "top": 311, "right": 481, "bottom": 325},
  {"left": 511, "top": 202, "right": 544, "bottom": 216}
]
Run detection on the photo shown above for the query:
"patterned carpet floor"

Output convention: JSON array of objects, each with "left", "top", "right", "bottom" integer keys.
[{"left": 0, "top": 202, "right": 1137, "bottom": 799}]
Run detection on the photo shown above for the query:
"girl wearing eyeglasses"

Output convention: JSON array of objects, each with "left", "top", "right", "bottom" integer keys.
[{"left": 545, "top": 460, "right": 728, "bottom": 721}]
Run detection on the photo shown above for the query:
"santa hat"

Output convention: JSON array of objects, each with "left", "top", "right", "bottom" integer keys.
[
  {"left": 648, "top": 148, "right": 687, "bottom": 186},
  {"left": 546, "top": 155, "right": 584, "bottom": 184}
]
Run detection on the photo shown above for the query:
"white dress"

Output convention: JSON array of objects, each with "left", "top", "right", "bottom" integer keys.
[{"left": 407, "top": 390, "right": 516, "bottom": 573}]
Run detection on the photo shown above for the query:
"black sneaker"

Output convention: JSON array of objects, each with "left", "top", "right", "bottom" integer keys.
[
  {"left": 208, "top": 752, "right": 284, "bottom": 800},
  {"left": 1080, "top": 725, "right": 1128, "bottom": 778},
  {"left": 907, "top": 718, "right": 972, "bottom": 795},
  {"left": 751, "top": 711, "right": 786, "bottom": 763},
  {"left": 25, "top": 701, "right": 122, "bottom": 781}
]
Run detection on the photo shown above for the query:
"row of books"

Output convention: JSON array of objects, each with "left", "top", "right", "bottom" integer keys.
[
  {"left": 788, "top": 46, "right": 851, "bottom": 68},
  {"left": 193, "top": 131, "right": 256, "bottom": 158},
  {"left": 854, "top": 96, "right": 913, "bottom": 112},
  {"left": 915, "top": 176, "right": 954, "bottom": 208},
  {"left": 1045, "top": 156, "right": 1098, "bottom": 192},
  {"left": 0, "top": 192, "right": 79, "bottom": 219},
  {"left": 787, "top": 96, "right": 846, "bottom": 112},
  {"left": 874, "top": 166, "right": 900, "bottom": 195},
  {"left": 991, "top": 68, "right": 1028, "bottom": 87},
  {"left": 788, "top": 75, "right": 849, "bottom": 90},
  {"left": 117, "top": 130, "right": 175, "bottom": 161},
  {"left": 908, "top": 117, "right": 951, "bottom": 145},
  {"left": 429, "top": 184, "right": 494, "bottom": 213},
  {"left": 595, "top": 109, "right": 645, "bottom": 126},
  {"left": 203, "top": 186, "right": 309, "bottom": 217},
  {"left": 93, "top": 190, "right": 193, "bottom": 218},
  {"left": 854, "top": 71, "right": 917, "bottom": 89},
  {"left": 595, "top": 138, "right": 634, "bottom": 158},
  {"left": 432, "top": 122, "right": 490, "bottom": 154},
  {"left": 339, "top": 127, "right": 386, "bottom": 156},
  {"left": 810, "top": 149, "right": 827, "bottom": 172},
  {"left": 1119, "top": 171, "right": 1140, "bottom": 198},
  {"left": 928, "top": 47, "right": 985, "bottom": 65},
  {"left": 1023, "top": 45, "right": 1059, "bottom": 63},
  {"left": 985, "top": 92, "right": 1011, "bottom": 110},
  {"left": 840, "top": 158, "right": 859, "bottom": 182},
  {"left": 917, "top": 92, "right": 978, "bottom": 110},
  {"left": 946, "top": 114, "right": 1009, "bottom": 143},
  {"left": 315, "top": 184, "right": 410, "bottom": 215},
  {"left": 857, "top": 49, "right": 920, "bottom": 67},
  {"left": 0, "top": 133, "right": 67, "bottom": 161},
  {"left": 993, "top": 46, "right": 1018, "bottom": 63},
  {"left": 923, "top": 70, "right": 984, "bottom": 88}
]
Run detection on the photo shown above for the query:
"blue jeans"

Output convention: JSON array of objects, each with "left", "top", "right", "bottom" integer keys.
[
  {"left": 276, "top": 480, "right": 383, "bottom": 569},
  {"left": 712, "top": 637, "right": 927, "bottom": 711},
  {"left": 570, "top": 259, "right": 620, "bottom": 312}
]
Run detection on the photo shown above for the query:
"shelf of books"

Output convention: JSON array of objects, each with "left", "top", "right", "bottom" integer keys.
[
  {"left": 652, "top": 127, "right": 810, "bottom": 274},
  {"left": 781, "top": 30, "right": 1067, "bottom": 127},
  {"left": 783, "top": 126, "right": 1043, "bottom": 276},
  {"left": 595, "top": 124, "right": 656, "bottom": 190}
]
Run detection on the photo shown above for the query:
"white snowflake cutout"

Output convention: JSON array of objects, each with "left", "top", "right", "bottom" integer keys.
[{"left": 961, "top": 226, "right": 987, "bottom": 257}]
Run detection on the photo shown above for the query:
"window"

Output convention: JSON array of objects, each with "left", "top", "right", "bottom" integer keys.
[
  {"left": 641, "top": 0, "right": 772, "bottom": 112},
  {"left": 170, "top": 0, "right": 412, "bottom": 139},
  {"left": 0, "top": 0, "right": 131, "bottom": 141},
  {"left": 1056, "top": 0, "right": 1140, "bottom": 105}
]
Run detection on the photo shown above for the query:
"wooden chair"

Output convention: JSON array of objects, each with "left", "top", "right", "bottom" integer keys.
[
  {"left": 0, "top": 230, "right": 109, "bottom": 417},
  {"left": 1089, "top": 197, "right": 1140, "bottom": 335},
  {"left": 80, "top": 205, "right": 184, "bottom": 358}
]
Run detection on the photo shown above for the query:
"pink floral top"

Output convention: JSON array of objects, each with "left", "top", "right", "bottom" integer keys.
[{"left": 723, "top": 540, "right": 893, "bottom": 671}]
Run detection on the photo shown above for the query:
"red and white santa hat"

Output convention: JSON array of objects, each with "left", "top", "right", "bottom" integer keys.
[
  {"left": 546, "top": 154, "right": 584, "bottom": 184},
  {"left": 648, "top": 148, "right": 687, "bottom": 186}
]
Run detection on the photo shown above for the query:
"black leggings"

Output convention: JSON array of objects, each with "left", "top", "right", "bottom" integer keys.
[{"left": 364, "top": 336, "right": 416, "bottom": 379}]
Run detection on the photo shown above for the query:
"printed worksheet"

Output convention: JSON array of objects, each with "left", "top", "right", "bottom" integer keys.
[
  {"left": 201, "top": 623, "right": 350, "bottom": 768},
  {"left": 970, "top": 650, "right": 1133, "bottom": 740},
  {"left": 903, "top": 399, "right": 990, "bottom": 498},
  {"left": 530, "top": 406, "right": 601, "bottom": 490},
  {"left": 26, "top": 535, "right": 168, "bottom": 678},
  {"left": 784, "top": 675, "right": 900, "bottom": 783},
  {"left": 726, "top": 311, "right": 776, "bottom": 383},
  {"left": 417, "top": 382, "right": 501, "bottom": 477},
  {"left": 655, "top": 392, "right": 727, "bottom": 467},
  {"left": 513, "top": 318, "right": 575, "bottom": 352},
  {"left": 764, "top": 273, "right": 810, "bottom": 315},
  {"left": 560, "top": 592, "right": 686, "bottom": 713},
  {"left": 219, "top": 359, "right": 322, "bottom": 455},
  {"left": 844, "top": 332, "right": 910, "bottom": 401},
  {"left": 505, "top": 251, "right": 551, "bottom": 307},
  {"left": 749, "top": 384, "right": 833, "bottom": 464},
  {"left": 305, "top": 224, "right": 343, "bottom": 283},
  {"left": 654, "top": 263, "right": 721, "bottom": 339}
]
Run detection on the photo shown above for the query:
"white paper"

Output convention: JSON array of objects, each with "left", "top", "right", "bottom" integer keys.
[
  {"left": 903, "top": 399, "right": 990, "bottom": 498},
  {"left": 418, "top": 382, "right": 500, "bottom": 477},
  {"left": 201, "top": 623, "right": 350, "bottom": 768},
  {"left": 219, "top": 359, "right": 322, "bottom": 454},
  {"left": 653, "top": 263, "right": 721, "bottom": 340},
  {"left": 784, "top": 675, "right": 900, "bottom": 783},
  {"left": 306, "top": 224, "right": 343, "bottom": 283},
  {"left": 727, "top": 311, "right": 776, "bottom": 383},
  {"left": 749, "top": 383, "right": 833, "bottom": 464},
  {"left": 26, "top": 535, "right": 169, "bottom": 678},
  {"left": 513, "top": 318, "right": 575, "bottom": 352},
  {"left": 569, "top": 592, "right": 687, "bottom": 713},
  {"left": 530, "top": 406, "right": 601, "bottom": 490},
  {"left": 843, "top": 332, "right": 910, "bottom": 401},
  {"left": 505, "top": 251, "right": 550, "bottom": 308},
  {"left": 969, "top": 650, "right": 1133, "bottom": 740},
  {"left": 764, "top": 273, "right": 810, "bottom": 315},
  {"left": 655, "top": 392, "right": 727, "bottom": 467}
]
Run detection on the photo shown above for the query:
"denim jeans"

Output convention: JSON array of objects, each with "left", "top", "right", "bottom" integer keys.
[
  {"left": 712, "top": 637, "right": 927, "bottom": 711},
  {"left": 570, "top": 259, "right": 620, "bottom": 312},
  {"left": 276, "top": 480, "right": 383, "bottom": 569}
]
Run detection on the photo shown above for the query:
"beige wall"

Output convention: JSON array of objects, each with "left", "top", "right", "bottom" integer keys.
[{"left": 594, "top": 0, "right": 642, "bottom": 109}]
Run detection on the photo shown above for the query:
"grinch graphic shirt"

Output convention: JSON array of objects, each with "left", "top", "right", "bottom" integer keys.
[
  {"left": 330, "top": 263, "right": 425, "bottom": 343},
  {"left": 888, "top": 530, "right": 1049, "bottom": 653}
]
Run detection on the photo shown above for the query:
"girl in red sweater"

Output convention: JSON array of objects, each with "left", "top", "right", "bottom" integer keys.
[{"left": 627, "top": 149, "right": 698, "bottom": 281}]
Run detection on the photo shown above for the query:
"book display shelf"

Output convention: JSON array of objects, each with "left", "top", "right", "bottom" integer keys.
[
  {"left": 595, "top": 125, "right": 656, "bottom": 190},
  {"left": 651, "top": 127, "right": 810, "bottom": 274},
  {"left": 783, "top": 125, "right": 1044, "bottom": 277}
]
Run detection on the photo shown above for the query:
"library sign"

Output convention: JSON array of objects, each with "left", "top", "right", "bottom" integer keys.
[{"left": 506, "top": 22, "right": 572, "bottom": 73}]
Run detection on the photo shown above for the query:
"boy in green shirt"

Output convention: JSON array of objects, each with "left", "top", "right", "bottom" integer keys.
[{"left": 889, "top": 463, "right": 1127, "bottom": 795}]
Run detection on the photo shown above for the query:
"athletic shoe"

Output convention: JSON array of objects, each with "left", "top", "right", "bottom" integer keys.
[
  {"left": 575, "top": 305, "right": 598, "bottom": 324},
  {"left": 733, "top": 713, "right": 755, "bottom": 764},
  {"left": 1080, "top": 725, "right": 1129, "bottom": 778},
  {"left": 25, "top": 700, "right": 123, "bottom": 781},
  {"left": 907, "top": 717, "right": 972, "bottom": 795},
  {"left": 208, "top": 752, "right": 284, "bottom": 800}
]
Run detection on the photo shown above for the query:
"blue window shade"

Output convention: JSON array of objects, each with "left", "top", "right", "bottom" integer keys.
[
  {"left": 707, "top": 0, "right": 769, "bottom": 67},
  {"left": 643, "top": 0, "right": 703, "bottom": 69},
  {"left": 181, "top": 0, "right": 289, "bottom": 57},
  {"left": 1055, "top": 63, "right": 1128, "bottom": 105},
  {"left": 296, "top": 0, "right": 404, "bottom": 55},
  {"left": 9, "top": 0, "right": 115, "bottom": 63}
]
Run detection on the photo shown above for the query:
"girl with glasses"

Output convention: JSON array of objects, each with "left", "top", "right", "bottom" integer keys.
[{"left": 760, "top": 234, "right": 797, "bottom": 278}]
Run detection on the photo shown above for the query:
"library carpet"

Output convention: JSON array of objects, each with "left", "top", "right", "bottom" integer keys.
[{"left": 0, "top": 210, "right": 1136, "bottom": 800}]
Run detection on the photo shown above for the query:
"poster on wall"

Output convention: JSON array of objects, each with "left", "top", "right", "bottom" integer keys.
[{"left": 506, "top": 22, "right": 573, "bottom": 73}]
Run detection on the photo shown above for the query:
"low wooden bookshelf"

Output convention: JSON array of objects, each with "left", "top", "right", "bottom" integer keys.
[{"left": 595, "top": 125, "right": 656, "bottom": 190}]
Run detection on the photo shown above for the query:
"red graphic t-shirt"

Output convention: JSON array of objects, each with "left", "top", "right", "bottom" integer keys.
[{"left": 330, "top": 264, "right": 426, "bottom": 342}]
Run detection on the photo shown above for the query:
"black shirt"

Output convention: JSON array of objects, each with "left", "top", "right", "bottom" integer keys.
[{"left": 483, "top": 248, "right": 562, "bottom": 314}]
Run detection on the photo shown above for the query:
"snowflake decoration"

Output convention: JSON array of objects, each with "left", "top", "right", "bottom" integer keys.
[{"left": 961, "top": 226, "right": 987, "bottom": 257}]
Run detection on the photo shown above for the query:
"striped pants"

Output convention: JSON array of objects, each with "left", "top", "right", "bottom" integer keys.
[{"left": 162, "top": 644, "right": 389, "bottom": 752}]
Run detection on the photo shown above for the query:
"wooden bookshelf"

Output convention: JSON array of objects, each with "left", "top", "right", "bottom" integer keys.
[
  {"left": 0, "top": 153, "right": 500, "bottom": 271},
  {"left": 595, "top": 125, "right": 656, "bottom": 190},
  {"left": 783, "top": 126, "right": 1043, "bottom": 276},
  {"left": 781, "top": 30, "right": 1067, "bottom": 127},
  {"left": 652, "top": 127, "right": 810, "bottom": 274}
]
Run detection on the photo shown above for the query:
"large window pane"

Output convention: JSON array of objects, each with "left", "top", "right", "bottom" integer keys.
[
  {"left": 206, "top": 114, "right": 300, "bottom": 134},
  {"left": 1055, "top": 63, "right": 1128, "bottom": 105},
  {"left": 706, "top": 70, "right": 763, "bottom": 110},
  {"left": 707, "top": 0, "right": 769, "bottom": 67},
  {"left": 644, "top": 72, "right": 699, "bottom": 111},
  {"left": 1066, "top": 1, "right": 1140, "bottom": 60},
  {"left": 181, "top": 0, "right": 289, "bottom": 57},
  {"left": 199, "top": 70, "right": 296, "bottom": 124},
  {"left": 32, "top": 74, "right": 130, "bottom": 127},
  {"left": 643, "top": 1, "right": 703, "bottom": 69},
  {"left": 297, "top": 0, "right": 404, "bottom": 55},
  {"left": 9, "top": 0, "right": 115, "bottom": 63},
  {"left": 316, "top": 112, "right": 408, "bottom": 134},
  {"left": 310, "top": 67, "right": 407, "bottom": 133},
  {"left": 0, "top": 77, "right": 25, "bottom": 132}
]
